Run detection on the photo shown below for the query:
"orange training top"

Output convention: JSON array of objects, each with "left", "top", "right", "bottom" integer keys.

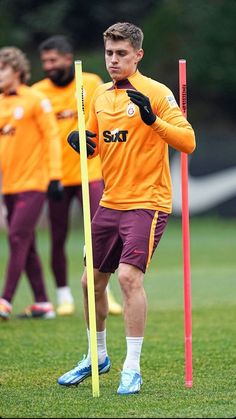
[
  {"left": 0, "top": 84, "right": 62, "bottom": 194},
  {"left": 33, "top": 72, "right": 103, "bottom": 186},
  {"left": 87, "top": 70, "right": 196, "bottom": 213}
]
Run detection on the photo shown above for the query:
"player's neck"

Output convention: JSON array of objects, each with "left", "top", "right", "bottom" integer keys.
[{"left": 52, "top": 65, "right": 74, "bottom": 87}]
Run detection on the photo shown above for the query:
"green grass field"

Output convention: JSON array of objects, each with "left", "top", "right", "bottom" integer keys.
[{"left": 0, "top": 216, "right": 236, "bottom": 418}]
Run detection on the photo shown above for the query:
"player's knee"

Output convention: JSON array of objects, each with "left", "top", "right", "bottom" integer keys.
[
  {"left": 118, "top": 265, "right": 144, "bottom": 296},
  {"left": 9, "top": 230, "right": 26, "bottom": 248}
]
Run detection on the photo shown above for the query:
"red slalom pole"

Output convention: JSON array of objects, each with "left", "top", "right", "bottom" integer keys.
[{"left": 179, "top": 59, "right": 193, "bottom": 388}]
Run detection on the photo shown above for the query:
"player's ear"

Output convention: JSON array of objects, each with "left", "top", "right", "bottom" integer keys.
[
  {"left": 136, "top": 49, "right": 144, "bottom": 63},
  {"left": 64, "top": 53, "right": 73, "bottom": 65}
]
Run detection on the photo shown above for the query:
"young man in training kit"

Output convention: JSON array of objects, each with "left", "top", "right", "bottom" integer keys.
[
  {"left": 0, "top": 47, "right": 62, "bottom": 320},
  {"left": 33, "top": 35, "right": 122, "bottom": 316},
  {"left": 58, "top": 22, "right": 196, "bottom": 394}
]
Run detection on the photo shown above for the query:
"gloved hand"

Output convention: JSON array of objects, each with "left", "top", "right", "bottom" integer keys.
[
  {"left": 67, "top": 130, "right": 96, "bottom": 156},
  {"left": 47, "top": 180, "right": 64, "bottom": 201},
  {"left": 126, "top": 89, "right": 156, "bottom": 125}
]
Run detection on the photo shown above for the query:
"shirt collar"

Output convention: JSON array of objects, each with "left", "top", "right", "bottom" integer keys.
[{"left": 109, "top": 70, "right": 141, "bottom": 90}]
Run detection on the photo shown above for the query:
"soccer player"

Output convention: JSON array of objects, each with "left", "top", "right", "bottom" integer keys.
[
  {"left": 0, "top": 47, "right": 62, "bottom": 320},
  {"left": 57, "top": 22, "right": 196, "bottom": 394},
  {"left": 33, "top": 35, "right": 122, "bottom": 316}
]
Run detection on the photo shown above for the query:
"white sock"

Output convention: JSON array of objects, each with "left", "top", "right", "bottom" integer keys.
[
  {"left": 86, "top": 328, "right": 107, "bottom": 365},
  {"left": 57, "top": 286, "right": 74, "bottom": 305},
  {"left": 123, "top": 336, "right": 144, "bottom": 373}
]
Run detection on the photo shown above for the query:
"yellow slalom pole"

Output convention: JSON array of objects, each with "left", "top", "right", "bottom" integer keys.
[{"left": 74, "top": 60, "right": 99, "bottom": 397}]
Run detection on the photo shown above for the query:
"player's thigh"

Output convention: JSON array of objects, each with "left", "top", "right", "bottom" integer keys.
[
  {"left": 10, "top": 191, "right": 45, "bottom": 235},
  {"left": 91, "top": 206, "right": 122, "bottom": 273},
  {"left": 119, "top": 209, "right": 169, "bottom": 273}
]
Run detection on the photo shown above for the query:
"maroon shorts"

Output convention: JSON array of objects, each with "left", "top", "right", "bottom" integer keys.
[{"left": 91, "top": 206, "right": 169, "bottom": 273}]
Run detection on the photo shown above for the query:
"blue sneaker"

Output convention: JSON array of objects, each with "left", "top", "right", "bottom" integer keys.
[
  {"left": 117, "top": 369, "right": 142, "bottom": 395},
  {"left": 57, "top": 355, "right": 111, "bottom": 386}
]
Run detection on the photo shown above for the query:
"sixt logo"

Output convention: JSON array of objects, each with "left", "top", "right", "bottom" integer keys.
[
  {"left": 103, "top": 129, "right": 128, "bottom": 143},
  {"left": 56, "top": 110, "right": 77, "bottom": 120},
  {"left": 0, "top": 124, "right": 16, "bottom": 136}
]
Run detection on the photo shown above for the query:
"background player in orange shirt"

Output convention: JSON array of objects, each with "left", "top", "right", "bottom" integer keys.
[
  {"left": 0, "top": 47, "right": 62, "bottom": 320},
  {"left": 57, "top": 22, "right": 196, "bottom": 395},
  {"left": 33, "top": 35, "right": 122, "bottom": 316}
]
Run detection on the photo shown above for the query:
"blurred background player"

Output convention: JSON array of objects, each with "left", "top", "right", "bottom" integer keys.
[
  {"left": 0, "top": 46, "right": 62, "bottom": 320},
  {"left": 33, "top": 35, "right": 122, "bottom": 316}
]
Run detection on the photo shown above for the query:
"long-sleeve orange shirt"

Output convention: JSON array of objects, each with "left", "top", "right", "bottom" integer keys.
[
  {"left": 87, "top": 70, "right": 196, "bottom": 213},
  {"left": 33, "top": 72, "right": 103, "bottom": 186},
  {"left": 0, "top": 84, "right": 62, "bottom": 194}
]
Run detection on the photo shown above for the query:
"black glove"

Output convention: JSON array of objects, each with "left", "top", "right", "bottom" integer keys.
[
  {"left": 126, "top": 89, "right": 156, "bottom": 125},
  {"left": 47, "top": 180, "right": 64, "bottom": 201},
  {"left": 67, "top": 130, "right": 96, "bottom": 156}
]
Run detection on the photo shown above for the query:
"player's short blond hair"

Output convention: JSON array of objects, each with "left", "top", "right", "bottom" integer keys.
[
  {"left": 103, "top": 22, "right": 144, "bottom": 50},
  {"left": 0, "top": 46, "right": 31, "bottom": 84}
]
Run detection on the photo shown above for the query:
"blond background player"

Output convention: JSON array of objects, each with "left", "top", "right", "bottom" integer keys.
[{"left": 0, "top": 47, "right": 62, "bottom": 320}]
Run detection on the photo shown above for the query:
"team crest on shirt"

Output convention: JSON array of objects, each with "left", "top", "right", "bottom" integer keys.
[
  {"left": 13, "top": 106, "right": 24, "bottom": 119},
  {"left": 40, "top": 98, "right": 52, "bottom": 113},
  {"left": 126, "top": 102, "right": 135, "bottom": 117}
]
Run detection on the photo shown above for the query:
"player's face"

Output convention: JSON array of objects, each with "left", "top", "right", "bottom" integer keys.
[
  {"left": 0, "top": 62, "right": 20, "bottom": 93},
  {"left": 105, "top": 39, "right": 143, "bottom": 82},
  {"left": 40, "top": 50, "right": 73, "bottom": 82}
]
